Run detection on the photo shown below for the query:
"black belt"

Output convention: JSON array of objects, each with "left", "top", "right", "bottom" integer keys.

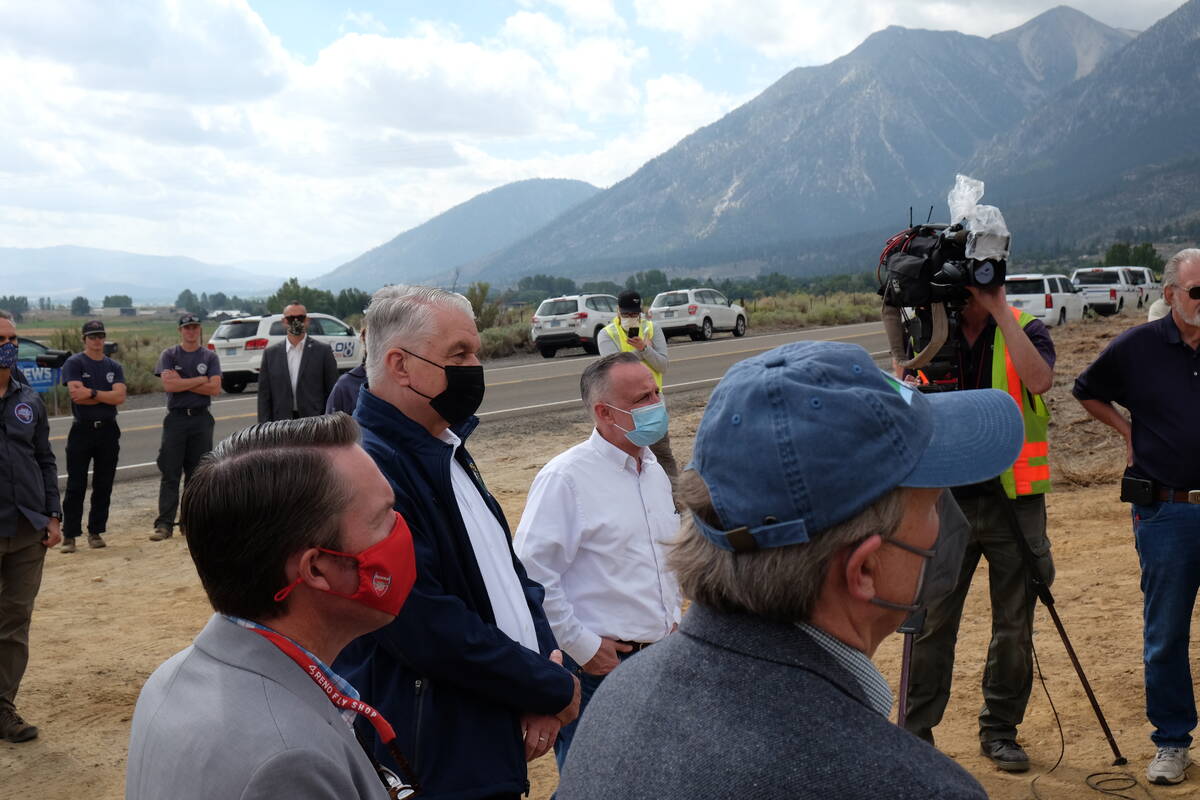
[
  {"left": 74, "top": 419, "right": 117, "bottom": 429},
  {"left": 617, "top": 640, "right": 655, "bottom": 653},
  {"left": 168, "top": 407, "right": 210, "bottom": 416},
  {"left": 1155, "top": 488, "right": 1200, "bottom": 504}
]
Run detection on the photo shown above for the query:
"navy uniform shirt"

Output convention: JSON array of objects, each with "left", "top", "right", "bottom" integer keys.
[
  {"left": 0, "top": 375, "right": 60, "bottom": 537},
  {"left": 1073, "top": 314, "right": 1200, "bottom": 489},
  {"left": 62, "top": 352, "right": 125, "bottom": 422},
  {"left": 955, "top": 315, "right": 1057, "bottom": 391},
  {"left": 154, "top": 345, "right": 221, "bottom": 410}
]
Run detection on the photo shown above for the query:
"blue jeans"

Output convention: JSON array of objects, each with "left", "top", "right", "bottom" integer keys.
[
  {"left": 1133, "top": 501, "right": 1200, "bottom": 747},
  {"left": 553, "top": 650, "right": 636, "bottom": 778}
]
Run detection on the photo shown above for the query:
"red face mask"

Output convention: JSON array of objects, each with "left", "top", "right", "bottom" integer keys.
[{"left": 275, "top": 512, "right": 417, "bottom": 617}]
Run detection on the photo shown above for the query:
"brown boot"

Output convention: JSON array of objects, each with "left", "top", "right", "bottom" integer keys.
[
  {"left": 0, "top": 707, "right": 38, "bottom": 743},
  {"left": 88, "top": 534, "right": 107, "bottom": 549},
  {"left": 60, "top": 537, "right": 77, "bottom": 554}
]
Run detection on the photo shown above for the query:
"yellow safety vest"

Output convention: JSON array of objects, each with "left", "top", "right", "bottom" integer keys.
[
  {"left": 992, "top": 307, "right": 1051, "bottom": 499},
  {"left": 604, "top": 316, "right": 663, "bottom": 389}
]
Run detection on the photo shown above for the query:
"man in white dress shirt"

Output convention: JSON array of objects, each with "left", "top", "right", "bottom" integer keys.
[{"left": 516, "top": 351, "right": 682, "bottom": 773}]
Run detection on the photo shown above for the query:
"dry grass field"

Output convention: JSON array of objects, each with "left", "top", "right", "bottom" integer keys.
[{"left": 3, "top": 312, "right": 1195, "bottom": 800}]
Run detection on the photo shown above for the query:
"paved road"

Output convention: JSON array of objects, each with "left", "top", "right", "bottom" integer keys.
[{"left": 49, "top": 322, "right": 887, "bottom": 486}]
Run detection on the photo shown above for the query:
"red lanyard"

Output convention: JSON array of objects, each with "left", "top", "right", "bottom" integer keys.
[{"left": 251, "top": 627, "right": 398, "bottom": 744}]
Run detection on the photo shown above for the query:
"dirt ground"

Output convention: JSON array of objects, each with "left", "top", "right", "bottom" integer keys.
[{"left": 4, "top": 313, "right": 1197, "bottom": 800}]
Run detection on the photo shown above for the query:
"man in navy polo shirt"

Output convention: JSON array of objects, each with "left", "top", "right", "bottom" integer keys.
[
  {"left": 1075, "top": 248, "right": 1200, "bottom": 786},
  {"left": 151, "top": 314, "right": 221, "bottom": 542},
  {"left": 60, "top": 320, "right": 127, "bottom": 553}
]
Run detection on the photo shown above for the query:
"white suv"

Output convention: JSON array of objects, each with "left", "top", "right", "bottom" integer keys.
[
  {"left": 647, "top": 288, "right": 747, "bottom": 340},
  {"left": 530, "top": 294, "right": 619, "bottom": 358},
  {"left": 1004, "top": 274, "right": 1084, "bottom": 327},
  {"left": 206, "top": 313, "right": 360, "bottom": 393}
]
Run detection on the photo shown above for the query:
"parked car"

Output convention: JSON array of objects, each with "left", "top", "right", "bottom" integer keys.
[
  {"left": 1004, "top": 274, "right": 1085, "bottom": 327},
  {"left": 646, "top": 288, "right": 747, "bottom": 340},
  {"left": 530, "top": 294, "right": 619, "bottom": 358},
  {"left": 206, "top": 312, "right": 359, "bottom": 393},
  {"left": 1070, "top": 267, "right": 1141, "bottom": 316},
  {"left": 1116, "top": 266, "right": 1162, "bottom": 309}
]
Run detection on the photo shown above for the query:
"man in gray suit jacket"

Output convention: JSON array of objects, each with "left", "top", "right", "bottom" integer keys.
[
  {"left": 258, "top": 302, "right": 339, "bottom": 421},
  {"left": 558, "top": 341, "right": 1027, "bottom": 799},
  {"left": 127, "top": 414, "right": 419, "bottom": 800}
]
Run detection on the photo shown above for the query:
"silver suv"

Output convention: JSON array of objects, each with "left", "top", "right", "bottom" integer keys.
[
  {"left": 530, "top": 294, "right": 619, "bottom": 358},
  {"left": 647, "top": 288, "right": 747, "bottom": 340},
  {"left": 206, "top": 313, "right": 359, "bottom": 393}
]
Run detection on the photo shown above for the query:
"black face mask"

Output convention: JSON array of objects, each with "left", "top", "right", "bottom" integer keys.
[{"left": 401, "top": 348, "right": 485, "bottom": 425}]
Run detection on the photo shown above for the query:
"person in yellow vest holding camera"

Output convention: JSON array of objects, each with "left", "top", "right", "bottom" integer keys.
[
  {"left": 902, "top": 283, "right": 1056, "bottom": 774},
  {"left": 597, "top": 290, "right": 677, "bottom": 477}
]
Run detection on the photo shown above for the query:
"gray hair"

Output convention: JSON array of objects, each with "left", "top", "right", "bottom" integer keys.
[
  {"left": 1164, "top": 248, "right": 1200, "bottom": 290},
  {"left": 0, "top": 309, "right": 13, "bottom": 320},
  {"left": 181, "top": 413, "right": 359, "bottom": 621},
  {"left": 364, "top": 285, "right": 473, "bottom": 386},
  {"left": 668, "top": 470, "right": 908, "bottom": 623},
  {"left": 580, "top": 351, "right": 641, "bottom": 413}
]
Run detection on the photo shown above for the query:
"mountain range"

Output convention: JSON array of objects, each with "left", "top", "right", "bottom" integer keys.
[
  {"left": 12, "top": 3, "right": 1199, "bottom": 300},
  {"left": 462, "top": 4, "right": 1155, "bottom": 284},
  {"left": 312, "top": 179, "right": 599, "bottom": 292}
]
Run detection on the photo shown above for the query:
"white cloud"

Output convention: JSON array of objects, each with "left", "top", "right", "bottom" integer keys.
[
  {"left": 517, "top": 0, "right": 627, "bottom": 31},
  {"left": 340, "top": 10, "right": 388, "bottom": 34},
  {"left": 633, "top": 0, "right": 1184, "bottom": 64},
  {"left": 0, "top": 0, "right": 291, "bottom": 102}
]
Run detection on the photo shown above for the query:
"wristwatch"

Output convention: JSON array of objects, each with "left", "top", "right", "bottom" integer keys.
[
  {"left": 90, "top": 388, "right": 97, "bottom": 400},
  {"left": 48, "top": 512, "right": 61, "bottom": 520}
]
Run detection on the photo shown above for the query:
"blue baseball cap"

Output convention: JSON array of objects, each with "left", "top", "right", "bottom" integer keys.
[{"left": 689, "top": 341, "right": 1024, "bottom": 552}]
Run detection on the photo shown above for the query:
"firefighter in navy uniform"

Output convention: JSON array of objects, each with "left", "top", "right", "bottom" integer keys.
[
  {"left": 0, "top": 313, "right": 61, "bottom": 742},
  {"left": 60, "top": 320, "right": 127, "bottom": 553}
]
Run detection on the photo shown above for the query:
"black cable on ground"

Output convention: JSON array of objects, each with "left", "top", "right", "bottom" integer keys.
[{"left": 1027, "top": 628, "right": 1155, "bottom": 800}]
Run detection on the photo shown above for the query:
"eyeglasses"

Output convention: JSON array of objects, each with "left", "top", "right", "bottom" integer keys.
[
  {"left": 85, "top": 333, "right": 105, "bottom": 340},
  {"left": 285, "top": 315, "right": 307, "bottom": 323},
  {"left": 1184, "top": 286, "right": 1200, "bottom": 301}
]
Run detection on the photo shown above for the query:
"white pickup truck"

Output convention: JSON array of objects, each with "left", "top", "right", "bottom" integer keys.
[{"left": 1070, "top": 267, "right": 1142, "bottom": 316}]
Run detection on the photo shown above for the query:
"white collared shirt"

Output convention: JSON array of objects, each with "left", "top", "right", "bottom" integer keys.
[
  {"left": 514, "top": 429, "right": 682, "bottom": 666},
  {"left": 285, "top": 336, "right": 305, "bottom": 409},
  {"left": 438, "top": 428, "right": 540, "bottom": 652}
]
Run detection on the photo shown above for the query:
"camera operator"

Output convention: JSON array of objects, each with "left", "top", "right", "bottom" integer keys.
[{"left": 902, "top": 282, "right": 1056, "bottom": 773}]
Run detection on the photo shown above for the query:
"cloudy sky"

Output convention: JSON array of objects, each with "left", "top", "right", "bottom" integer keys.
[{"left": 0, "top": 0, "right": 1183, "bottom": 271}]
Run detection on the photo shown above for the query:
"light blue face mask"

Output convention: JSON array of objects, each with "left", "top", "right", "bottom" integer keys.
[{"left": 605, "top": 400, "right": 669, "bottom": 446}]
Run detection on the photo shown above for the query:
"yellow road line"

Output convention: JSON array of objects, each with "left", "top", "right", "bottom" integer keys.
[
  {"left": 486, "top": 329, "right": 883, "bottom": 387},
  {"left": 49, "top": 412, "right": 257, "bottom": 441}
]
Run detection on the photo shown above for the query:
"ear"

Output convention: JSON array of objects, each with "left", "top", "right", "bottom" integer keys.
[
  {"left": 1164, "top": 284, "right": 1175, "bottom": 307},
  {"left": 592, "top": 401, "right": 613, "bottom": 426},
  {"left": 384, "top": 348, "right": 412, "bottom": 387},
  {"left": 291, "top": 548, "right": 334, "bottom": 593},
  {"left": 842, "top": 535, "right": 885, "bottom": 603}
]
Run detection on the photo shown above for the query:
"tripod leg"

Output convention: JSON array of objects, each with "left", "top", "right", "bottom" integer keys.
[{"left": 993, "top": 483, "right": 1127, "bottom": 765}]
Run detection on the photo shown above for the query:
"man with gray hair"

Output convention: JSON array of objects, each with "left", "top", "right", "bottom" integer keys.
[
  {"left": 335, "top": 285, "right": 580, "bottom": 800},
  {"left": 1074, "top": 248, "right": 1200, "bottom": 785},
  {"left": 515, "top": 351, "right": 681, "bottom": 773},
  {"left": 557, "top": 340, "right": 1026, "bottom": 799}
]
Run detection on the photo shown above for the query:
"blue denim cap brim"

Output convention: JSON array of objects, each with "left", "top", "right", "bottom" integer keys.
[
  {"left": 898, "top": 387, "right": 1024, "bottom": 488},
  {"left": 689, "top": 340, "right": 1025, "bottom": 552}
]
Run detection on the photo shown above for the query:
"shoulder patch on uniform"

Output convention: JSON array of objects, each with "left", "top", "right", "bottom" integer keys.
[{"left": 14, "top": 402, "right": 34, "bottom": 424}]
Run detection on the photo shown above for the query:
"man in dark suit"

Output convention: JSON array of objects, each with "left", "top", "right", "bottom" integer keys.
[
  {"left": 557, "top": 341, "right": 1026, "bottom": 800},
  {"left": 257, "top": 302, "right": 338, "bottom": 422}
]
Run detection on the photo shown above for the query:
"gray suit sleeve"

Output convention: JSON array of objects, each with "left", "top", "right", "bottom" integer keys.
[
  {"left": 641, "top": 325, "right": 669, "bottom": 375},
  {"left": 256, "top": 348, "right": 272, "bottom": 423},
  {"left": 238, "top": 748, "right": 381, "bottom": 800}
]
